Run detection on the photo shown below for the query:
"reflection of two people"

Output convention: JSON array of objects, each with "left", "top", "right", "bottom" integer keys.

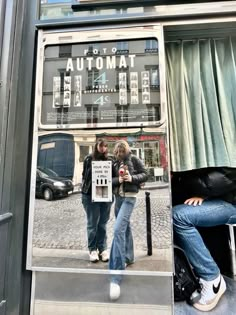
[{"left": 81, "top": 139, "right": 148, "bottom": 301}]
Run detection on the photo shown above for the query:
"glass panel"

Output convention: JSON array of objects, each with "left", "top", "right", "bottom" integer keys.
[
  {"left": 31, "top": 129, "right": 171, "bottom": 272},
  {"left": 41, "top": 38, "right": 160, "bottom": 129},
  {"left": 32, "top": 271, "right": 173, "bottom": 314},
  {"left": 28, "top": 28, "right": 172, "bottom": 315},
  {"left": 39, "top": 1, "right": 152, "bottom": 20}
]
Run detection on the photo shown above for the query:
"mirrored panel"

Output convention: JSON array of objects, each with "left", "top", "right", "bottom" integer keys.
[
  {"left": 28, "top": 28, "right": 172, "bottom": 276},
  {"left": 31, "top": 128, "right": 171, "bottom": 272}
]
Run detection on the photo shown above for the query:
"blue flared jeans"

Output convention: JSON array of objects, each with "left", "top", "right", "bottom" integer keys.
[
  {"left": 82, "top": 193, "right": 112, "bottom": 253},
  {"left": 173, "top": 199, "right": 236, "bottom": 281},
  {"left": 109, "top": 196, "right": 136, "bottom": 284}
]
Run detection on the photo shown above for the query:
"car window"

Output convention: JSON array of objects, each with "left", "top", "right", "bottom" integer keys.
[{"left": 38, "top": 168, "right": 58, "bottom": 178}]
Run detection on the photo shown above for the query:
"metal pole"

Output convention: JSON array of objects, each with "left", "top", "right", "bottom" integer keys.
[{"left": 145, "top": 191, "right": 152, "bottom": 256}]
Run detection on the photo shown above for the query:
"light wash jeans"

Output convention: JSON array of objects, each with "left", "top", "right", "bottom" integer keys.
[
  {"left": 173, "top": 199, "right": 236, "bottom": 281},
  {"left": 109, "top": 196, "right": 136, "bottom": 284},
  {"left": 82, "top": 193, "right": 112, "bottom": 253}
]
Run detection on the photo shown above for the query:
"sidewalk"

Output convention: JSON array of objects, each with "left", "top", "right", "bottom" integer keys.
[{"left": 32, "top": 247, "right": 172, "bottom": 272}]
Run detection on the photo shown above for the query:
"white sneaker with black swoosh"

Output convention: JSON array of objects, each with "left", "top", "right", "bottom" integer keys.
[{"left": 193, "top": 274, "right": 226, "bottom": 312}]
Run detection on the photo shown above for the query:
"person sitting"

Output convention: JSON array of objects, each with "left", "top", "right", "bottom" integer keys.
[{"left": 172, "top": 167, "right": 236, "bottom": 312}]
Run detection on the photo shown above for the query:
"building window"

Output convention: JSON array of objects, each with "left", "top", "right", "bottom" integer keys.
[
  {"left": 146, "top": 104, "right": 161, "bottom": 122},
  {"left": 87, "top": 68, "right": 100, "bottom": 88},
  {"left": 59, "top": 45, "right": 72, "bottom": 58},
  {"left": 87, "top": 43, "right": 100, "bottom": 56},
  {"left": 116, "top": 41, "right": 129, "bottom": 54},
  {"left": 144, "top": 142, "right": 160, "bottom": 167},
  {"left": 85, "top": 105, "right": 98, "bottom": 124},
  {"left": 145, "top": 66, "right": 159, "bottom": 88},
  {"left": 145, "top": 39, "right": 158, "bottom": 53},
  {"left": 116, "top": 8, "right": 127, "bottom": 14},
  {"left": 115, "top": 104, "right": 129, "bottom": 123}
]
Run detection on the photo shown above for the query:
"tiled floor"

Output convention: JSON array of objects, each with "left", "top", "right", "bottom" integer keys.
[{"left": 174, "top": 276, "right": 236, "bottom": 315}]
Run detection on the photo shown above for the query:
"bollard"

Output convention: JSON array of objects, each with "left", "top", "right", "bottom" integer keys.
[{"left": 145, "top": 191, "right": 152, "bottom": 256}]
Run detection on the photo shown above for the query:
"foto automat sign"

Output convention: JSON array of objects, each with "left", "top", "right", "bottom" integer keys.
[{"left": 40, "top": 38, "right": 160, "bottom": 129}]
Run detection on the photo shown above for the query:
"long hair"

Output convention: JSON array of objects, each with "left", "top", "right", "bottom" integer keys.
[
  {"left": 92, "top": 138, "right": 108, "bottom": 160},
  {"left": 113, "top": 140, "right": 130, "bottom": 159}
]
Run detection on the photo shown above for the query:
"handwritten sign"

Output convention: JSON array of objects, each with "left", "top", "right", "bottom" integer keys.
[{"left": 92, "top": 161, "right": 112, "bottom": 202}]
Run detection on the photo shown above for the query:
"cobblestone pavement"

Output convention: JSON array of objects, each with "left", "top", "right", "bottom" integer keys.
[{"left": 32, "top": 188, "right": 172, "bottom": 252}]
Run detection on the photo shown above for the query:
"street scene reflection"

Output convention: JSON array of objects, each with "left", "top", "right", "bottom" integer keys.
[
  {"left": 30, "top": 36, "right": 172, "bottom": 272},
  {"left": 32, "top": 129, "right": 172, "bottom": 272}
]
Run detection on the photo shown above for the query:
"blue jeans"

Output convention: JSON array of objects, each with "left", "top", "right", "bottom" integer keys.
[
  {"left": 109, "top": 196, "right": 136, "bottom": 284},
  {"left": 173, "top": 199, "right": 236, "bottom": 281},
  {"left": 82, "top": 193, "right": 112, "bottom": 253}
]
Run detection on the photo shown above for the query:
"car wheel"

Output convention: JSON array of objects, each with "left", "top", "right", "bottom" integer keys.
[{"left": 43, "top": 188, "right": 53, "bottom": 201}]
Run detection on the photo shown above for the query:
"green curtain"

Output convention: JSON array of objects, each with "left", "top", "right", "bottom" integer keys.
[{"left": 166, "top": 38, "right": 236, "bottom": 171}]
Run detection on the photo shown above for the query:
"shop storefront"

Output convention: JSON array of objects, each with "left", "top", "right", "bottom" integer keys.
[{"left": 1, "top": 1, "right": 236, "bottom": 315}]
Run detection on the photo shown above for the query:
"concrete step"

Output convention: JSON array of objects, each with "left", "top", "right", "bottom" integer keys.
[
  {"left": 32, "top": 271, "right": 173, "bottom": 315},
  {"left": 34, "top": 301, "right": 172, "bottom": 315}
]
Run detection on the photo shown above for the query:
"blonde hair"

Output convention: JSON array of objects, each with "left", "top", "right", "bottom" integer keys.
[{"left": 113, "top": 140, "right": 130, "bottom": 158}]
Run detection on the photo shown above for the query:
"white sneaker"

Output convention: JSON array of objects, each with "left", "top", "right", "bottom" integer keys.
[
  {"left": 110, "top": 283, "right": 120, "bottom": 301},
  {"left": 99, "top": 250, "right": 109, "bottom": 262},
  {"left": 193, "top": 275, "right": 226, "bottom": 312},
  {"left": 89, "top": 250, "right": 99, "bottom": 263}
]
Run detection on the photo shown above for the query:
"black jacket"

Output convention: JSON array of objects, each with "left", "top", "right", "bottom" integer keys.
[
  {"left": 112, "top": 154, "right": 148, "bottom": 194},
  {"left": 172, "top": 167, "right": 236, "bottom": 206}
]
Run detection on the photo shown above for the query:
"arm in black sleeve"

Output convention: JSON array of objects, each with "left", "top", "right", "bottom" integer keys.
[
  {"left": 112, "top": 162, "right": 120, "bottom": 187},
  {"left": 82, "top": 155, "right": 91, "bottom": 180},
  {"left": 131, "top": 157, "right": 148, "bottom": 185},
  {"left": 82, "top": 158, "right": 87, "bottom": 180},
  {"left": 183, "top": 168, "right": 236, "bottom": 198}
]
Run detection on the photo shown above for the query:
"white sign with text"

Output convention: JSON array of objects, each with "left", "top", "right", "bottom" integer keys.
[{"left": 92, "top": 161, "right": 112, "bottom": 202}]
